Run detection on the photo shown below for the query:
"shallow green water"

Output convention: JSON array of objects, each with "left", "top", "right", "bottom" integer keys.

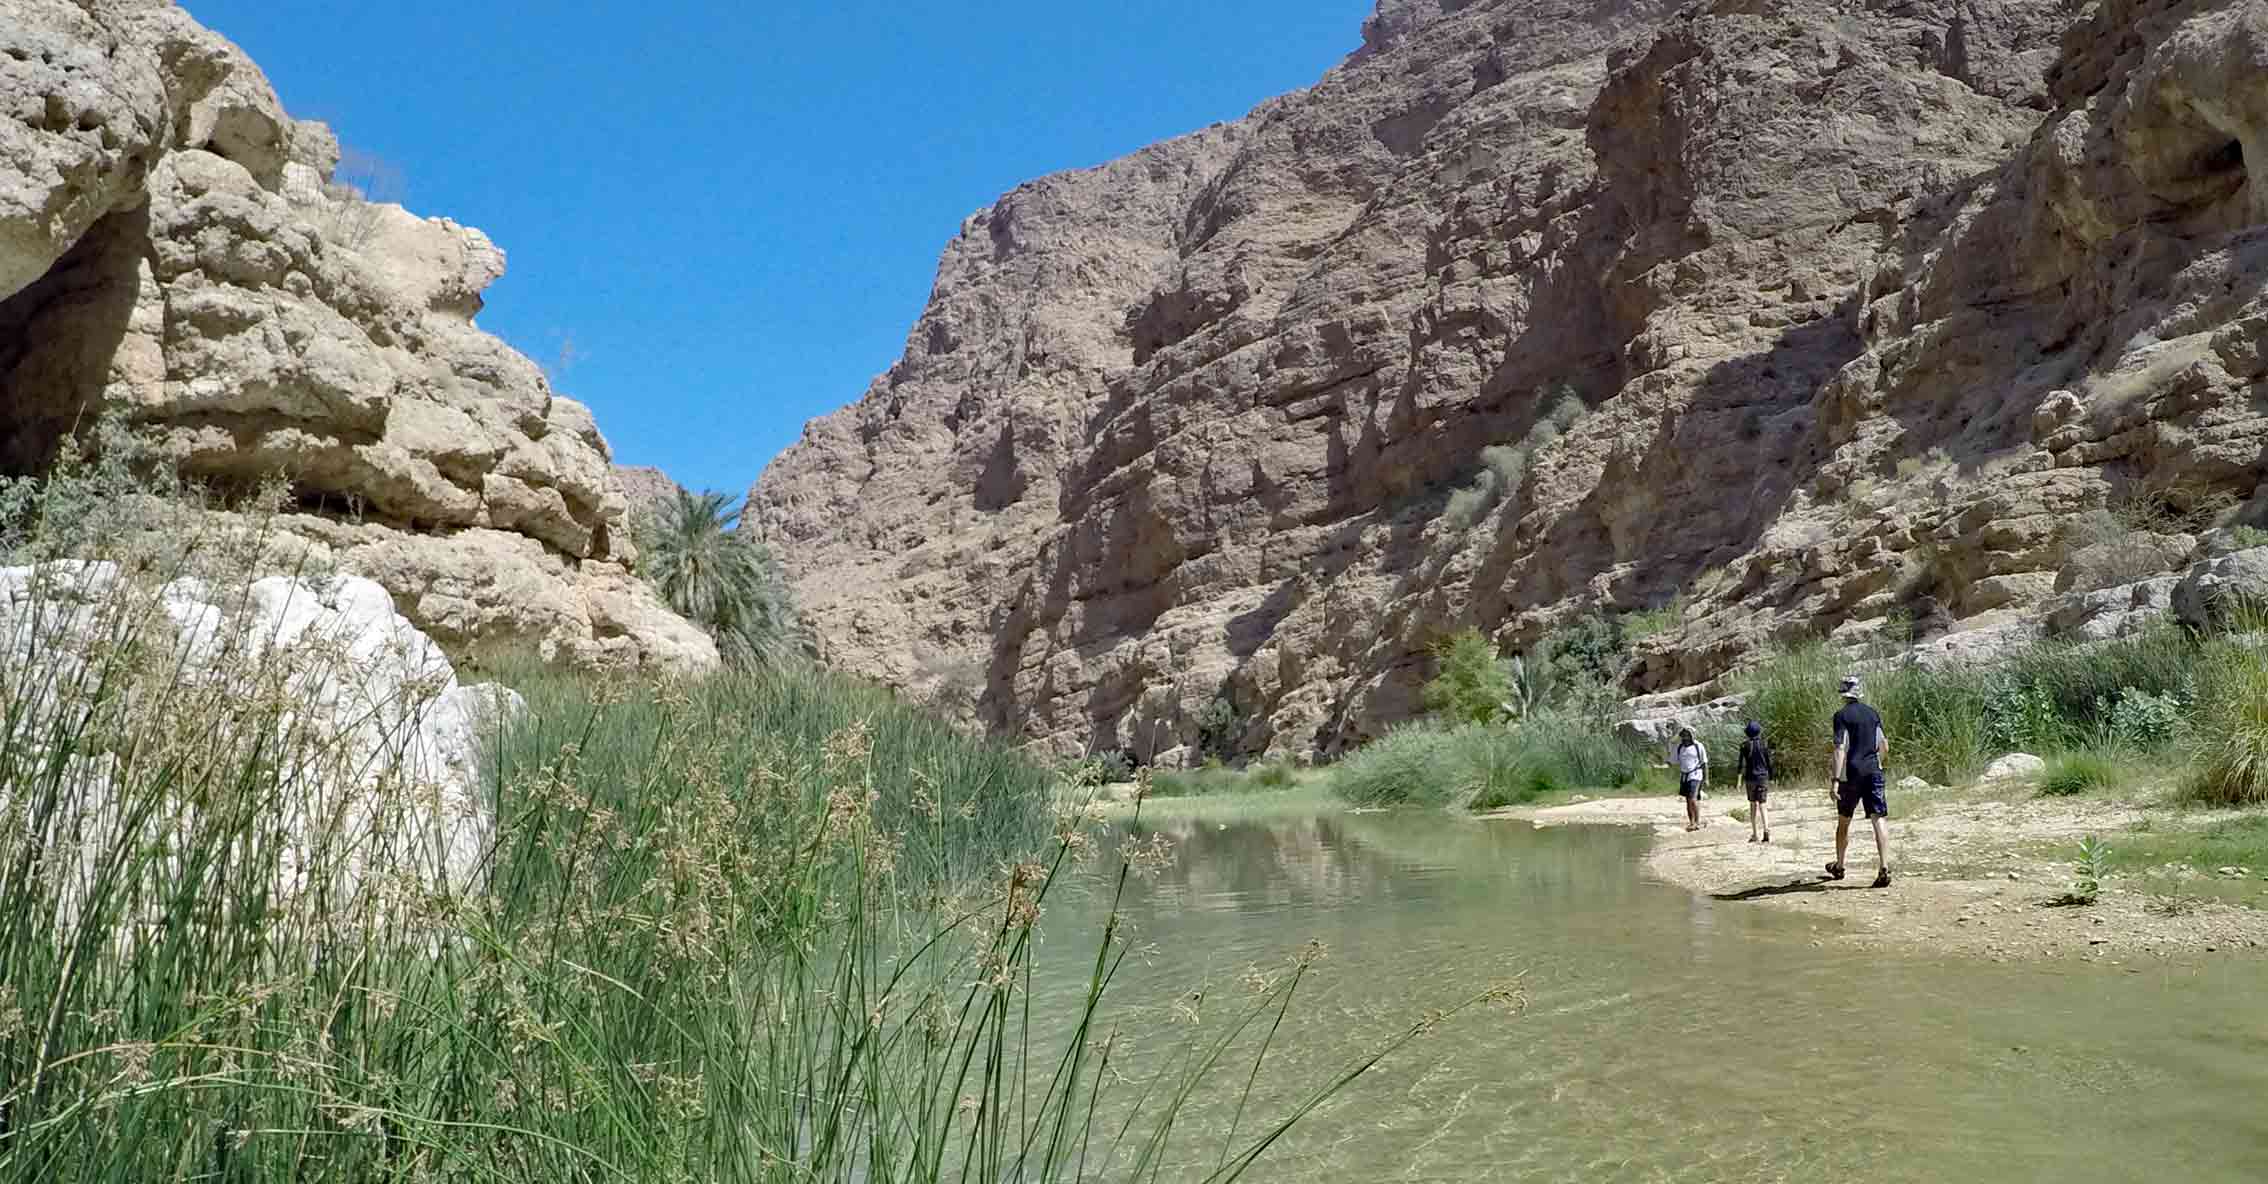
[{"left": 1036, "top": 809, "right": 2268, "bottom": 1183}]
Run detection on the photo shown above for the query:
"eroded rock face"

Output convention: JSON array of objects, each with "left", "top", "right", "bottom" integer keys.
[
  {"left": 0, "top": 0, "right": 710, "bottom": 674},
  {"left": 759, "top": 0, "right": 2268, "bottom": 760}
]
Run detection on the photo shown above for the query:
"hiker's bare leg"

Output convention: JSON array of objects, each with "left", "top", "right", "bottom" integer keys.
[
  {"left": 1871, "top": 815, "right": 1890, "bottom": 871},
  {"left": 1834, "top": 813, "right": 1852, "bottom": 870},
  {"left": 1757, "top": 800, "right": 1769, "bottom": 839}
]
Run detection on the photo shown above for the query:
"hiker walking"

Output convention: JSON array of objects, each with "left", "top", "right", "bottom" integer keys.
[
  {"left": 1739, "top": 720, "right": 1773, "bottom": 843},
  {"left": 1825, "top": 675, "right": 1893, "bottom": 888},
  {"left": 1672, "top": 727, "right": 1709, "bottom": 832}
]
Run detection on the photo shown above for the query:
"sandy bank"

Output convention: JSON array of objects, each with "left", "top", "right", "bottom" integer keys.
[{"left": 1490, "top": 788, "right": 2268, "bottom": 961}]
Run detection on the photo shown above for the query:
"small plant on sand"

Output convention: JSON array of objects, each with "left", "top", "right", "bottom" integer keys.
[{"left": 2067, "top": 835, "right": 2114, "bottom": 905}]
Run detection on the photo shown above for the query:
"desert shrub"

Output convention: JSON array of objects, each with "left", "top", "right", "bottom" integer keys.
[
  {"left": 1251, "top": 757, "right": 1299, "bottom": 789},
  {"left": 2041, "top": 749, "right": 2121, "bottom": 797},
  {"left": 638, "top": 488, "right": 805, "bottom": 668},
  {"left": 1423, "top": 628, "right": 1516, "bottom": 725},
  {"left": 2002, "top": 624, "right": 2193, "bottom": 736},
  {"left": 1481, "top": 443, "right": 1530, "bottom": 492},
  {"left": 1196, "top": 693, "right": 1244, "bottom": 760},
  {"left": 2232, "top": 524, "right": 2268, "bottom": 549},
  {"left": 2105, "top": 686, "right": 2185, "bottom": 749},
  {"left": 1544, "top": 612, "right": 1628, "bottom": 690},
  {"left": 2184, "top": 634, "right": 2268, "bottom": 806},
  {"left": 318, "top": 145, "right": 407, "bottom": 249},
  {"left": 1086, "top": 748, "right": 1136, "bottom": 783},
  {"left": 1440, "top": 391, "right": 1588, "bottom": 534},
  {"left": 1621, "top": 596, "right": 1686, "bottom": 643},
  {"left": 1443, "top": 470, "right": 1500, "bottom": 531},
  {"left": 1985, "top": 677, "right": 2067, "bottom": 753}
]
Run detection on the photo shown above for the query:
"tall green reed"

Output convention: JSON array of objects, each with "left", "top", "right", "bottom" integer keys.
[{"left": 0, "top": 479, "right": 1494, "bottom": 1180}]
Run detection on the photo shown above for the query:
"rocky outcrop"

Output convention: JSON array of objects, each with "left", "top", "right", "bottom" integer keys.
[
  {"left": 758, "top": 0, "right": 2268, "bottom": 761},
  {"left": 612, "top": 464, "right": 681, "bottom": 524},
  {"left": 0, "top": 1, "right": 712, "bottom": 674}
]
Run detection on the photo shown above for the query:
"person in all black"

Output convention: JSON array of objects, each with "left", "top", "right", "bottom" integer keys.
[
  {"left": 1825, "top": 675, "right": 1892, "bottom": 888},
  {"left": 1739, "top": 720, "right": 1773, "bottom": 843}
]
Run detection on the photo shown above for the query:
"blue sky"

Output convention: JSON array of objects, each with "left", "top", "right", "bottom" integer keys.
[{"left": 181, "top": 1, "right": 1373, "bottom": 498}]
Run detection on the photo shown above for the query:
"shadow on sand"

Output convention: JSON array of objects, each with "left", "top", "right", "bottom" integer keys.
[{"left": 1712, "top": 877, "right": 1838, "bottom": 902}]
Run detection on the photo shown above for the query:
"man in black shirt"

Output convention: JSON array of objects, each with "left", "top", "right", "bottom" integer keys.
[{"left": 1825, "top": 675, "right": 1892, "bottom": 888}]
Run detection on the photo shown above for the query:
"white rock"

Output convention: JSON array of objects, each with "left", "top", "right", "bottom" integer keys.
[
  {"left": 1, "top": 563, "right": 513, "bottom": 933},
  {"left": 1981, "top": 753, "right": 2047, "bottom": 782}
]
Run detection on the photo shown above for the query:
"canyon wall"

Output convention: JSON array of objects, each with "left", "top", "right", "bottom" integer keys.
[
  {"left": 758, "top": 0, "right": 2268, "bottom": 762},
  {"left": 0, "top": 0, "right": 714, "bottom": 672}
]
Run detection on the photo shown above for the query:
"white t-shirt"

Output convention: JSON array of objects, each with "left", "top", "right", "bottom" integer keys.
[{"left": 1675, "top": 741, "right": 1708, "bottom": 778}]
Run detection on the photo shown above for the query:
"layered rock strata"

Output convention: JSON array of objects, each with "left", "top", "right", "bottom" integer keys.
[
  {"left": 761, "top": 0, "right": 2267, "bottom": 761},
  {"left": 0, "top": 0, "right": 714, "bottom": 673}
]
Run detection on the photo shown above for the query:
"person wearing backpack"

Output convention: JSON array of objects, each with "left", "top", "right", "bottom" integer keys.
[
  {"left": 1739, "top": 720, "right": 1773, "bottom": 843},
  {"left": 1825, "top": 674, "right": 1893, "bottom": 888},
  {"left": 1672, "top": 727, "right": 1709, "bottom": 832}
]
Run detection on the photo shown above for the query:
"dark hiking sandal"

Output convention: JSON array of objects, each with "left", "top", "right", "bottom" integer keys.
[
  {"left": 1823, "top": 862, "right": 1846, "bottom": 881},
  {"left": 1763, "top": 832, "right": 1772, "bottom": 843},
  {"left": 1872, "top": 867, "right": 1893, "bottom": 889}
]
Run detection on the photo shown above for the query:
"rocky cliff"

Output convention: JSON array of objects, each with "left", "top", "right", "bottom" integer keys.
[
  {"left": 759, "top": 0, "right": 2268, "bottom": 762},
  {"left": 0, "top": 0, "right": 715, "bottom": 672}
]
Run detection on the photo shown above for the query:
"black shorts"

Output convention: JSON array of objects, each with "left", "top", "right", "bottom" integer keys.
[
  {"left": 1679, "top": 777, "right": 1703, "bottom": 799},
  {"left": 1745, "top": 779, "right": 1768, "bottom": 803},
  {"left": 1837, "top": 771, "right": 1888, "bottom": 819}
]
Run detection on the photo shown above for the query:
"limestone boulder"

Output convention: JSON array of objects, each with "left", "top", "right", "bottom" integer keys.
[
  {"left": 2044, "top": 577, "right": 2180, "bottom": 642},
  {"left": 1981, "top": 753, "right": 2047, "bottom": 782},
  {"left": 269, "top": 515, "right": 719, "bottom": 675},
  {"left": 2173, "top": 546, "right": 2268, "bottom": 631},
  {"left": 1, "top": 560, "right": 514, "bottom": 924}
]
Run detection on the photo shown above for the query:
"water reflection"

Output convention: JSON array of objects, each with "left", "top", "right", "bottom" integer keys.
[{"left": 1033, "top": 809, "right": 2268, "bottom": 1183}]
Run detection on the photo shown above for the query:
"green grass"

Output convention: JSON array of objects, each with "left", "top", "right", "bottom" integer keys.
[
  {"left": 1732, "top": 622, "right": 2208, "bottom": 787},
  {"left": 2185, "top": 634, "right": 2268, "bottom": 807},
  {"left": 2109, "top": 816, "right": 2268, "bottom": 875},
  {"left": 2040, "top": 749, "right": 2122, "bottom": 797},
  {"left": 1733, "top": 641, "right": 1842, "bottom": 780},
  {"left": 0, "top": 524, "right": 1469, "bottom": 1181},
  {"left": 1326, "top": 717, "right": 1643, "bottom": 811},
  {"left": 1151, "top": 758, "right": 1304, "bottom": 799}
]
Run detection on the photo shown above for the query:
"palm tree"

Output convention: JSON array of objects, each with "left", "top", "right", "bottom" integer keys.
[{"left": 638, "top": 489, "right": 803, "bottom": 667}]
